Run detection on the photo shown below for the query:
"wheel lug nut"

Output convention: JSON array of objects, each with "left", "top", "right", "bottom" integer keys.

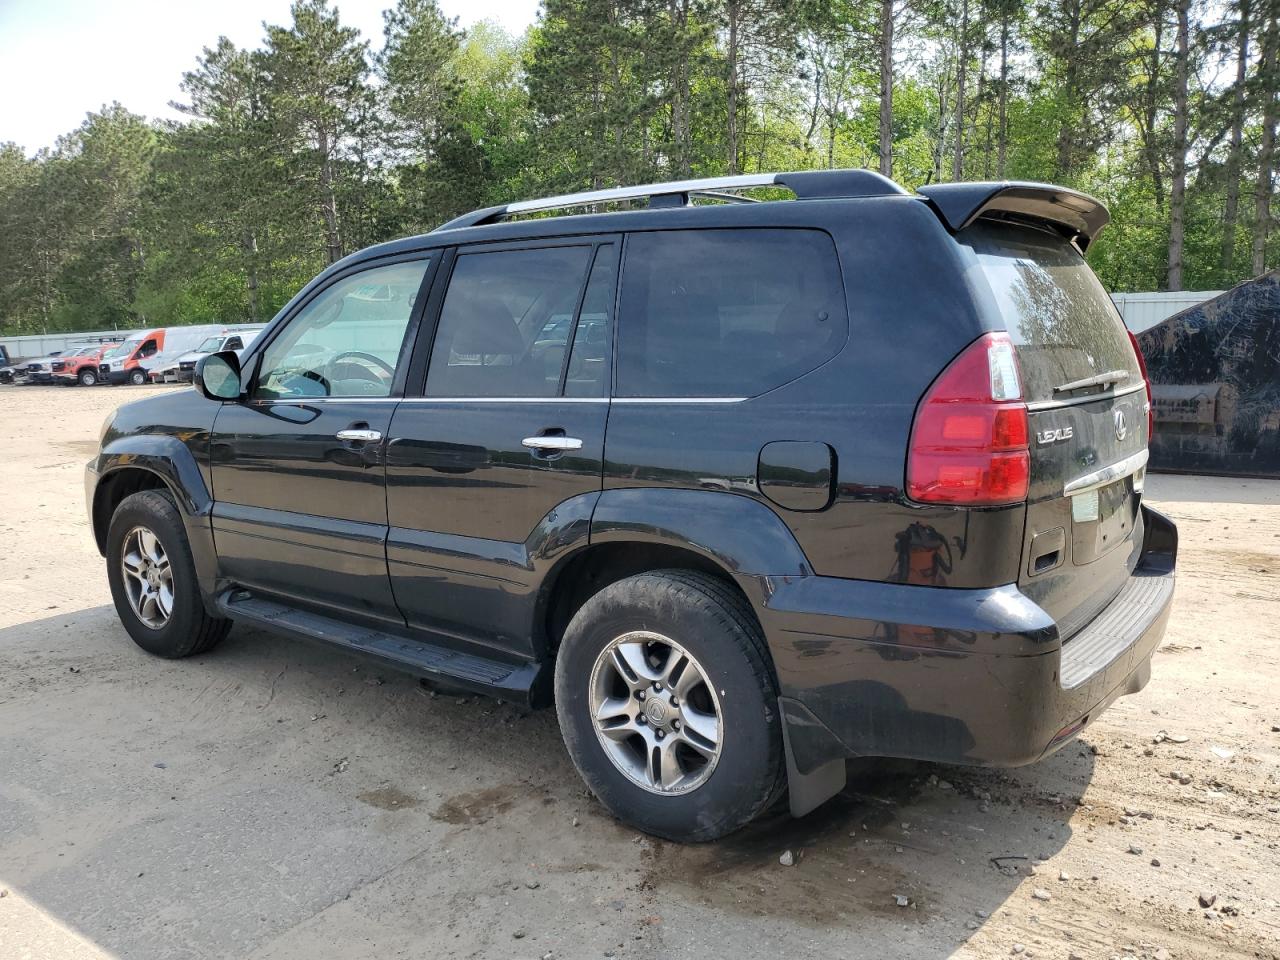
[
  {"left": 652, "top": 682, "right": 661, "bottom": 692},
  {"left": 636, "top": 690, "right": 646, "bottom": 700},
  {"left": 656, "top": 730, "right": 665, "bottom": 740},
  {"left": 672, "top": 719, "right": 680, "bottom": 730},
  {"left": 637, "top": 715, "right": 646, "bottom": 724},
  {"left": 670, "top": 697, "right": 678, "bottom": 706}
]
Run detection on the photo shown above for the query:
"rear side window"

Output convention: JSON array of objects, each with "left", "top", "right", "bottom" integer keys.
[
  {"left": 426, "top": 245, "right": 594, "bottom": 398},
  {"left": 616, "top": 229, "right": 847, "bottom": 398},
  {"left": 964, "top": 221, "right": 1140, "bottom": 403}
]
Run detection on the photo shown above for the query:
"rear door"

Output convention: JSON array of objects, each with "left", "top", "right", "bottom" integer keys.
[
  {"left": 385, "top": 237, "right": 618, "bottom": 658},
  {"left": 962, "top": 221, "right": 1147, "bottom": 635}
]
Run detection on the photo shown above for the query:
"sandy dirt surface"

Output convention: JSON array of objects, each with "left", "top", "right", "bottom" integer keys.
[{"left": 0, "top": 382, "right": 1278, "bottom": 960}]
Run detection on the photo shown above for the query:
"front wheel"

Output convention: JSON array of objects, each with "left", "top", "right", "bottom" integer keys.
[
  {"left": 106, "top": 490, "right": 231, "bottom": 658},
  {"left": 128, "top": 369, "right": 147, "bottom": 385},
  {"left": 554, "top": 570, "right": 785, "bottom": 842},
  {"left": 78, "top": 368, "right": 98, "bottom": 386}
]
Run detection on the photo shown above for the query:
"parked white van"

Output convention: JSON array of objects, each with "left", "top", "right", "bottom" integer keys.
[{"left": 149, "top": 326, "right": 265, "bottom": 383}]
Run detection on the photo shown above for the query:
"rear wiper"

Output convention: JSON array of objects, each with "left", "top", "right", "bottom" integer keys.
[{"left": 1053, "top": 369, "right": 1130, "bottom": 394}]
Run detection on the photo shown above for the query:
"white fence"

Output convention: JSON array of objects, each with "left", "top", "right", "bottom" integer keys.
[{"left": 1111, "top": 291, "right": 1221, "bottom": 333}]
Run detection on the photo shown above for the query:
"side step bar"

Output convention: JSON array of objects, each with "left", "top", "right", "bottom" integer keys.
[{"left": 217, "top": 591, "right": 548, "bottom": 706}]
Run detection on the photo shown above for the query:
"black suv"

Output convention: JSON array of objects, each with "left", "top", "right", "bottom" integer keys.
[{"left": 87, "top": 171, "right": 1177, "bottom": 842}]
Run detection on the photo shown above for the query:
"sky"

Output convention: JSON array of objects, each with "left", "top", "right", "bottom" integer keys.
[{"left": 0, "top": 0, "right": 541, "bottom": 154}]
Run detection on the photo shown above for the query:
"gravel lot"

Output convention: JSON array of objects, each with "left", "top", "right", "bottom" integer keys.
[{"left": 1, "top": 383, "right": 1278, "bottom": 960}]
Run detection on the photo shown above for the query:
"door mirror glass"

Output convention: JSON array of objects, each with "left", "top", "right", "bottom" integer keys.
[{"left": 196, "top": 351, "right": 243, "bottom": 400}]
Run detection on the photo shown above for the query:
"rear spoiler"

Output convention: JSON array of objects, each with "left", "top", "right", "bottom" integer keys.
[{"left": 916, "top": 181, "right": 1110, "bottom": 252}]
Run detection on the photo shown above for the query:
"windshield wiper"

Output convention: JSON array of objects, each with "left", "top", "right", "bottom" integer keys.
[{"left": 1053, "top": 369, "right": 1130, "bottom": 394}]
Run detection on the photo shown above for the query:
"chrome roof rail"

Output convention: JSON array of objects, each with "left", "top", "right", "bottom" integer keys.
[{"left": 432, "top": 169, "right": 906, "bottom": 232}]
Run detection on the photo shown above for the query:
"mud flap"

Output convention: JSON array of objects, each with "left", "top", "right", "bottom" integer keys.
[{"left": 779, "top": 696, "right": 848, "bottom": 817}]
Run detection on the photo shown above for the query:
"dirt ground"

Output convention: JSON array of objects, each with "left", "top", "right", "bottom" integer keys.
[{"left": 0, "top": 383, "right": 1277, "bottom": 960}]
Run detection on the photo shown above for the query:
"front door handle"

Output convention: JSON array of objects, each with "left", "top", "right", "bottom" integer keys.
[
  {"left": 522, "top": 435, "right": 583, "bottom": 452},
  {"left": 337, "top": 428, "right": 383, "bottom": 443}
]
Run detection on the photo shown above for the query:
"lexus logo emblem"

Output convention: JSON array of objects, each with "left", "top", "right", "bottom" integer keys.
[{"left": 1114, "top": 409, "right": 1128, "bottom": 442}]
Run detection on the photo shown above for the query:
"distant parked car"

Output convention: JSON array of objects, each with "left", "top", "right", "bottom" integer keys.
[
  {"left": 19, "top": 351, "right": 65, "bottom": 385},
  {"left": 52, "top": 343, "right": 119, "bottom": 386}
]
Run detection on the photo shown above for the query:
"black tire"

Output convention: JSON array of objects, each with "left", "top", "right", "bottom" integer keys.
[
  {"left": 78, "top": 368, "right": 97, "bottom": 386},
  {"left": 106, "top": 489, "right": 231, "bottom": 658},
  {"left": 554, "top": 569, "right": 785, "bottom": 842},
  {"left": 128, "top": 369, "right": 147, "bottom": 385}
]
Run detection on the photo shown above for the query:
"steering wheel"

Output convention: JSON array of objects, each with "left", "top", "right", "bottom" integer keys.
[
  {"left": 299, "top": 369, "right": 331, "bottom": 394},
  {"left": 326, "top": 351, "right": 395, "bottom": 382}
]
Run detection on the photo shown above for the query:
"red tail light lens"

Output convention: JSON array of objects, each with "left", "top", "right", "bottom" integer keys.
[
  {"left": 907, "top": 332, "right": 1030, "bottom": 505},
  {"left": 1126, "top": 330, "right": 1154, "bottom": 442}
]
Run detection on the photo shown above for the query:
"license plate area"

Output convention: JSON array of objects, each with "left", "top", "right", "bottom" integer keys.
[{"left": 1071, "top": 476, "right": 1138, "bottom": 564}]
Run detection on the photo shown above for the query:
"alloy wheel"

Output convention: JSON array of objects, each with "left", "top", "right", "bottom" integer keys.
[
  {"left": 120, "top": 525, "right": 174, "bottom": 629},
  {"left": 588, "top": 631, "right": 722, "bottom": 795}
]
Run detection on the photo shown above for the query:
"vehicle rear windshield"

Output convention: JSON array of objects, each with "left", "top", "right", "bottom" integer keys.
[{"left": 963, "top": 221, "right": 1139, "bottom": 403}]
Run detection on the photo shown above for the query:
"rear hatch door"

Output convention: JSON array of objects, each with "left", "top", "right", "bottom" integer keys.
[{"left": 962, "top": 220, "right": 1147, "bottom": 639}]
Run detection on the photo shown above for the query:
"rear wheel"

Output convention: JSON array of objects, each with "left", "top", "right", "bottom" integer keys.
[
  {"left": 78, "top": 368, "right": 97, "bottom": 386},
  {"left": 106, "top": 490, "right": 230, "bottom": 658},
  {"left": 554, "top": 570, "right": 784, "bottom": 842}
]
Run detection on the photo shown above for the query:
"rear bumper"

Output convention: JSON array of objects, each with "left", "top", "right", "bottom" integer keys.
[{"left": 758, "top": 505, "right": 1177, "bottom": 786}]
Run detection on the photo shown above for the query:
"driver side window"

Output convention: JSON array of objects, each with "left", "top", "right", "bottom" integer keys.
[{"left": 255, "top": 259, "right": 430, "bottom": 400}]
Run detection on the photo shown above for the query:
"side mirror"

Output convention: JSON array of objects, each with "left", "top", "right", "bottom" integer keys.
[{"left": 195, "top": 350, "right": 244, "bottom": 401}]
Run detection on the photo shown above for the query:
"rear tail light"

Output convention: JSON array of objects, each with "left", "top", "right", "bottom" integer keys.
[
  {"left": 1126, "top": 330, "right": 1154, "bottom": 442},
  {"left": 907, "top": 332, "right": 1030, "bottom": 506}
]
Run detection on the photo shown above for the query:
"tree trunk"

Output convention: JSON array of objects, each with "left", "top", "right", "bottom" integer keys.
[
  {"left": 878, "top": 0, "right": 894, "bottom": 177},
  {"left": 1222, "top": 0, "right": 1251, "bottom": 274},
  {"left": 1253, "top": 11, "right": 1278, "bottom": 277},
  {"left": 1167, "top": 0, "right": 1189, "bottom": 291},
  {"left": 317, "top": 129, "right": 342, "bottom": 266},
  {"left": 243, "top": 228, "right": 260, "bottom": 323},
  {"left": 978, "top": 42, "right": 991, "bottom": 179},
  {"left": 669, "top": 0, "right": 692, "bottom": 177},
  {"left": 1055, "top": 0, "right": 1082, "bottom": 179},
  {"left": 998, "top": 7, "right": 1009, "bottom": 177},
  {"left": 727, "top": 0, "right": 741, "bottom": 175},
  {"left": 1142, "top": 13, "right": 1166, "bottom": 212},
  {"left": 953, "top": 0, "right": 970, "bottom": 180}
]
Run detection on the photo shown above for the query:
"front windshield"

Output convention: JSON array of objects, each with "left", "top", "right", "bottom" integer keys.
[
  {"left": 103, "top": 339, "right": 141, "bottom": 360},
  {"left": 195, "top": 336, "right": 225, "bottom": 353}
]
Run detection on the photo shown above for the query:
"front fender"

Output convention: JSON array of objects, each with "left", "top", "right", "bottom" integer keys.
[
  {"left": 89, "top": 434, "right": 219, "bottom": 609},
  {"left": 94, "top": 434, "right": 213, "bottom": 521}
]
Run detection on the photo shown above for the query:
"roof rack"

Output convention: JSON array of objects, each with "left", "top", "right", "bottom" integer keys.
[{"left": 432, "top": 169, "right": 906, "bottom": 232}]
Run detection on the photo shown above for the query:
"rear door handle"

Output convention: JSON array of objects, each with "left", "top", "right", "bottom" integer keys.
[
  {"left": 522, "top": 436, "right": 583, "bottom": 452},
  {"left": 337, "top": 428, "right": 383, "bottom": 443}
]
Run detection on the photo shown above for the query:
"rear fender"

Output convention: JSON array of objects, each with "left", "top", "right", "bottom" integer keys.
[
  {"left": 589, "top": 488, "right": 836, "bottom": 814},
  {"left": 589, "top": 487, "right": 814, "bottom": 578}
]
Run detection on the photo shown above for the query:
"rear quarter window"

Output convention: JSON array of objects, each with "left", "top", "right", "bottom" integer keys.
[
  {"left": 963, "top": 221, "right": 1139, "bottom": 403},
  {"left": 616, "top": 228, "right": 847, "bottom": 398}
]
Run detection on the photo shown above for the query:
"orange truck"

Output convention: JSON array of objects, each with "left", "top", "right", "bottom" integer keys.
[
  {"left": 50, "top": 342, "right": 119, "bottom": 386},
  {"left": 97, "top": 329, "right": 166, "bottom": 385}
]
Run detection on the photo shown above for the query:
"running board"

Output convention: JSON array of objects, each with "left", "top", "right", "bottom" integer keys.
[{"left": 217, "top": 592, "right": 548, "bottom": 706}]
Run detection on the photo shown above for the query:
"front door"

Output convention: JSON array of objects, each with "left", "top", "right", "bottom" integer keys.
[
  {"left": 386, "top": 238, "right": 619, "bottom": 657},
  {"left": 209, "top": 256, "right": 435, "bottom": 625}
]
